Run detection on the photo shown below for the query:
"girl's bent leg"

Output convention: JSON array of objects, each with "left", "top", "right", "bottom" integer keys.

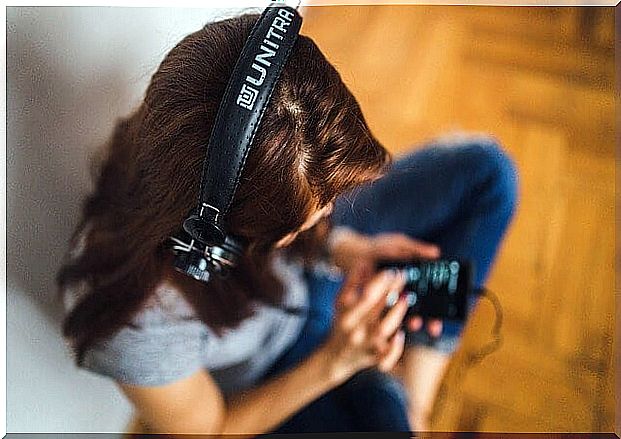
[
  {"left": 270, "top": 368, "right": 412, "bottom": 434},
  {"left": 268, "top": 133, "right": 519, "bottom": 433},
  {"left": 332, "top": 133, "right": 519, "bottom": 352},
  {"left": 335, "top": 368, "right": 411, "bottom": 433},
  {"left": 400, "top": 345, "right": 452, "bottom": 431},
  {"left": 332, "top": 133, "right": 519, "bottom": 430}
]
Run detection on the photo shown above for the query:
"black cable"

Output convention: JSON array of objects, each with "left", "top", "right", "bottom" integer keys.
[
  {"left": 431, "top": 287, "right": 504, "bottom": 421},
  {"left": 466, "top": 287, "right": 504, "bottom": 365}
]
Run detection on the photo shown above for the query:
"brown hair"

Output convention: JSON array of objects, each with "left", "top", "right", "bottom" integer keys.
[{"left": 57, "top": 13, "right": 390, "bottom": 364}]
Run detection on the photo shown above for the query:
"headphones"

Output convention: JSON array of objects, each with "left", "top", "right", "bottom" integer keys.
[{"left": 169, "top": 4, "right": 303, "bottom": 283}]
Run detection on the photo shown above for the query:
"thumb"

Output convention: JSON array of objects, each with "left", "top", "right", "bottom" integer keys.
[{"left": 396, "top": 236, "right": 440, "bottom": 259}]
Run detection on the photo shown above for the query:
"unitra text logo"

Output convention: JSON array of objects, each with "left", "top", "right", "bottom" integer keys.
[{"left": 236, "top": 8, "right": 295, "bottom": 111}]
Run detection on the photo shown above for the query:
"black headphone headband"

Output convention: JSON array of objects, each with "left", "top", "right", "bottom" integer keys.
[{"left": 183, "top": 6, "right": 303, "bottom": 247}]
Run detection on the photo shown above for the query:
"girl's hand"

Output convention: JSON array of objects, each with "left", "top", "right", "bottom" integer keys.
[
  {"left": 330, "top": 228, "right": 444, "bottom": 339},
  {"left": 320, "top": 264, "right": 409, "bottom": 383},
  {"left": 330, "top": 228, "right": 440, "bottom": 273}
]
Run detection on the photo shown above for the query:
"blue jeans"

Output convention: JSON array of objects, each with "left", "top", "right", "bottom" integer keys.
[{"left": 266, "top": 134, "right": 519, "bottom": 433}]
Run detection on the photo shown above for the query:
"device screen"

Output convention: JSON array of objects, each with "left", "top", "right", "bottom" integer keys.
[{"left": 377, "top": 259, "right": 473, "bottom": 321}]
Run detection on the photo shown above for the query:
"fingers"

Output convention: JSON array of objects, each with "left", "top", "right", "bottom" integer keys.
[
  {"left": 368, "top": 295, "right": 408, "bottom": 357},
  {"left": 398, "top": 238, "right": 440, "bottom": 259},
  {"left": 407, "top": 317, "right": 443, "bottom": 337},
  {"left": 362, "top": 272, "right": 406, "bottom": 326},
  {"left": 427, "top": 319, "right": 443, "bottom": 337},
  {"left": 408, "top": 316, "right": 423, "bottom": 332},
  {"left": 374, "top": 234, "right": 441, "bottom": 260},
  {"left": 377, "top": 330, "right": 405, "bottom": 372},
  {"left": 340, "top": 270, "right": 405, "bottom": 331},
  {"left": 375, "top": 296, "right": 408, "bottom": 341}
]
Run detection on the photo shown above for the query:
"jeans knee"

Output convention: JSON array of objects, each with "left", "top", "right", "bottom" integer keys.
[
  {"left": 457, "top": 136, "right": 519, "bottom": 221},
  {"left": 346, "top": 368, "right": 410, "bottom": 409},
  {"left": 484, "top": 139, "right": 519, "bottom": 220}
]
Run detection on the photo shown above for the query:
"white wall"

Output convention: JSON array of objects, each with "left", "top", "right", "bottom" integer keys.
[{"left": 6, "top": 6, "right": 258, "bottom": 432}]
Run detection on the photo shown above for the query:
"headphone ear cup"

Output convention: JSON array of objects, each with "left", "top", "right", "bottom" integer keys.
[
  {"left": 172, "top": 243, "right": 213, "bottom": 283},
  {"left": 169, "top": 230, "right": 245, "bottom": 284},
  {"left": 203, "top": 236, "right": 245, "bottom": 274}
]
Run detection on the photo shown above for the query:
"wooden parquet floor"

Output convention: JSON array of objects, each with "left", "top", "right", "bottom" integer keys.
[{"left": 301, "top": 5, "right": 616, "bottom": 433}]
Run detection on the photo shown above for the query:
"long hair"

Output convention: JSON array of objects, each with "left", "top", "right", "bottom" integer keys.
[{"left": 57, "top": 13, "right": 390, "bottom": 364}]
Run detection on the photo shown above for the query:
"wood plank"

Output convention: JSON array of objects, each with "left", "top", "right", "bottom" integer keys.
[
  {"left": 461, "top": 25, "right": 613, "bottom": 91},
  {"left": 302, "top": 5, "right": 615, "bottom": 432}
]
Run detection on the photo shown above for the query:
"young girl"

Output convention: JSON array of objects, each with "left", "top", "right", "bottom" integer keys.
[{"left": 57, "top": 10, "right": 518, "bottom": 435}]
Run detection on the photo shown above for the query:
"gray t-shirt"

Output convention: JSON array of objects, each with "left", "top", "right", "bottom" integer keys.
[{"left": 62, "top": 224, "right": 309, "bottom": 395}]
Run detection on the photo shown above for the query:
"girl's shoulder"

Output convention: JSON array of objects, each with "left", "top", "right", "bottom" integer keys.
[
  {"left": 137, "top": 277, "right": 199, "bottom": 325},
  {"left": 73, "top": 276, "right": 208, "bottom": 387}
]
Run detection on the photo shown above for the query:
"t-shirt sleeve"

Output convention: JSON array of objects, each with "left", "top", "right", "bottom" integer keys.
[
  {"left": 62, "top": 223, "right": 207, "bottom": 387},
  {"left": 80, "top": 317, "right": 207, "bottom": 387}
]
